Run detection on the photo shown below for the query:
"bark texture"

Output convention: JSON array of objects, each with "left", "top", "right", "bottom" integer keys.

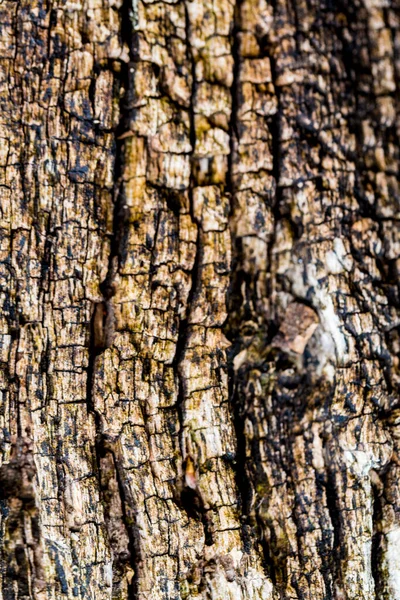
[{"left": 0, "top": 0, "right": 399, "bottom": 599}]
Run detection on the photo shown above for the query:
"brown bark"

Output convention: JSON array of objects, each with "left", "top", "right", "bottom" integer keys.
[{"left": 0, "top": 0, "right": 399, "bottom": 599}]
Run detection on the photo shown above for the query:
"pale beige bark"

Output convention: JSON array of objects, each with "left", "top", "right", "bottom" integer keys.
[{"left": 0, "top": 0, "right": 399, "bottom": 599}]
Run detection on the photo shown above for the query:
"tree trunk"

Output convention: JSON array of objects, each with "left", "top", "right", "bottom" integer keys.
[{"left": 0, "top": 0, "right": 399, "bottom": 598}]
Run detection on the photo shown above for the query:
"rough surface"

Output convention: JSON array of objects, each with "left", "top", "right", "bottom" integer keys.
[{"left": 0, "top": 0, "right": 399, "bottom": 599}]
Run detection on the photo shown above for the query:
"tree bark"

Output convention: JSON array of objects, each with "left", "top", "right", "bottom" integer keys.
[{"left": 0, "top": 0, "right": 399, "bottom": 599}]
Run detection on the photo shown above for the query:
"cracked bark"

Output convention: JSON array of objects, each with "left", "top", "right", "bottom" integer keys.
[{"left": 0, "top": 0, "right": 399, "bottom": 599}]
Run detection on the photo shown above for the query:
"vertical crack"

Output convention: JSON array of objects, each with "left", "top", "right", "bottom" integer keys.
[
  {"left": 97, "top": 442, "right": 142, "bottom": 600},
  {"left": 85, "top": 0, "right": 140, "bottom": 596},
  {"left": 223, "top": 0, "right": 283, "bottom": 581},
  {"left": 371, "top": 472, "right": 383, "bottom": 600},
  {"left": 265, "top": 37, "right": 283, "bottom": 308},
  {"left": 174, "top": 2, "right": 195, "bottom": 471},
  {"left": 224, "top": 0, "right": 256, "bottom": 558},
  {"left": 173, "top": 230, "right": 201, "bottom": 452},
  {"left": 324, "top": 461, "right": 342, "bottom": 592},
  {"left": 172, "top": 3, "right": 214, "bottom": 546},
  {"left": 226, "top": 0, "right": 241, "bottom": 199}
]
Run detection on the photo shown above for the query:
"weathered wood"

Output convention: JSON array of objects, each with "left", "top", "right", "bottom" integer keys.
[{"left": 0, "top": 0, "right": 399, "bottom": 599}]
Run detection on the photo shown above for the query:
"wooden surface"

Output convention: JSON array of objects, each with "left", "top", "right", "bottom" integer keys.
[{"left": 0, "top": 0, "right": 399, "bottom": 598}]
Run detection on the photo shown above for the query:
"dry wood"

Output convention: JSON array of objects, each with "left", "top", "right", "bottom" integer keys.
[{"left": 0, "top": 0, "right": 399, "bottom": 599}]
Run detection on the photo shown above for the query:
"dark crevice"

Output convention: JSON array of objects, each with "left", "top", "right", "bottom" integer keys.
[
  {"left": 85, "top": 0, "right": 140, "bottom": 597},
  {"left": 97, "top": 442, "right": 142, "bottom": 600},
  {"left": 112, "top": 455, "right": 142, "bottom": 600},
  {"left": 172, "top": 249, "right": 214, "bottom": 535},
  {"left": 255, "top": 512, "right": 277, "bottom": 587},
  {"left": 226, "top": 362, "right": 254, "bottom": 548},
  {"left": 100, "top": 0, "right": 139, "bottom": 302},
  {"left": 173, "top": 4, "right": 197, "bottom": 462},
  {"left": 226, "top": 0, "right": 241, "bottom": 199},
  {"left": 224, "top": 0, "right": 254, "bottom": 563},
  {"left": 170, "top": 4, "right": 214, "bottom": 546},
  {"left": 314, "top": 471, "right": 335, "bottom": 600},
  {"left": 371, "top": 475, "right": 383, "bottom": 600},
  {"left": 223, "top": 0, "right": 283, "bottom": 584},
  {"left": 324, "top": 464, "right": 342, "bottom": 584},
  {"left": 184, "top": 4, "right": 197, "bottom": 177},
  {"left": 86, "top": 312, "right": 140, "bottom": 597},
  {"left": 173, "top": 231, "right": 200, "bottom": 445},
  {"left": 266, "top": 51, "right": 283, "bottom": 302}
]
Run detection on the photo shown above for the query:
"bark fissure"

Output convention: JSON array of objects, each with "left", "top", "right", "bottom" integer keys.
[
  {"left": 324, "top": 462, "right": 342, "bottom": 592},
  {"left": 224, "top": 0, "right": 248, "bottom": 542},
  {"left": 224, "top": 0, "right": 288, "bottom": 584},
  {"left": 171, "top": 3, "right": 208, "bottom": 538},
  {"left": 371, "top": 475, "right": 382, "bottom": 600},
  {"left": 84, "top": 0, "right": 143, "bottom": 594}
]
